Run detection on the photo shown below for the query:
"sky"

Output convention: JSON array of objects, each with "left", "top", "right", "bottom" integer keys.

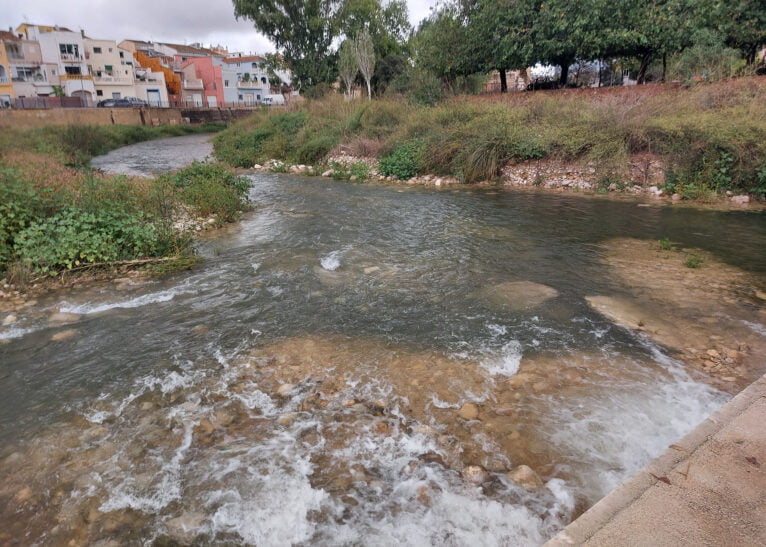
[{"left": 3, "top": 0, "right": 438, "bottom": 54}]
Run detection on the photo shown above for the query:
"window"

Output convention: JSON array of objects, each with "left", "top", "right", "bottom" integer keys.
[
  {"left": 96, "top": 90, "right": 103, "bottom": 96},
  {"left": 212, "top": 82, "right": 217, "bottom": 90},
  {"left": 224, "top": 80, "right": 229, "bottom": 87},
  {"left": 238, "top": 94, "right": 243, "bottom": 100},
  {"left": 119, "top": 51, "right": 124, "bottom": 58},
  {"left": 252, "top": 62, "right": 258, "bottom": 69},
  {"left": 64, "top": 66, "right": 82, "bottom": 75},
  {"left": 6, "top": 43, "right": 22, "bottom": 59},
  {"left": 93, "top": 47, "right": 102, "bottom": 54},
  {"left": 59, "top": 43, "right": 79, "bottom": 57},
  {"left": 105, "top": 65, "right": 113, "bottom": 73},
  {"left": 108, "top": 48, "right": 113, "bottom": 52},
  {"left": 112, "top": 92, "right": 121, "bottom": 99}
]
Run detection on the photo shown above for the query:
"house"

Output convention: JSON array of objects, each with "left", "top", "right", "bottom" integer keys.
[
  {"left": 179, "top": 55, "right": 237, "bottom": 107},
  {"left": 119, "top": 39, "right": 181, "bottom": 104},
  {"left": 1, "top": 29, "right": 52, "bottom": 100},
  {"left": 84, "top": 37, "right": 168, "bottom": 106},
  {"left": 16, "top": 24, "right": 96, "bottom": 105},
  {"left": 222, "top": 54, "right": 269, "bottom": 105},
  {"left": 0, "top": 31, "right": 16, "bottom": 106}
]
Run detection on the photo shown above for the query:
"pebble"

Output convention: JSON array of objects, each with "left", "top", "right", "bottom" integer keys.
[
  {"left": 15, "top": 487, "right": 33, "bottom": 503},
  {"left": 507, "top": 464, "right": 545, "bottom": 491},
  {"left": 277, "top": 412, "right": 298, "bottom": 426},
  {"left": 458, "top": 402, "right": 480, "bottom": 420},
  {"left": 721, "top": 376, "right": 737, "bottom": 382},
  {"left": 50, "top": 329, "right": 78, "bottom": 342},
  {"left": 276, "top": 383, "right": 296, "bottom": 397},
  {"left": 48, "top": 312, "right": 81, "bottom": 325},
  {"left": 2, "top": 314, "right": 17, "bottom": 326},
  {"left": 462, "top": 465, "right": 490, "bottom": 484},
  {"left": 706, "top": 349, "right": 721, "bottom": 359}
]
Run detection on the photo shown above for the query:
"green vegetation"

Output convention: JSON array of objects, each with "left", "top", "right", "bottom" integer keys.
[
  {"left": 0, "top": 124, "right": 248, "bottom": 281},
  {"left": 659, "top": 237, "right": 674, "bottom": 251},
  {"left": 684, "top": 253, "right": 705, "bottom": 268},
  {"left": 214, "top": 78, "right": 766, "bottom": 196}
]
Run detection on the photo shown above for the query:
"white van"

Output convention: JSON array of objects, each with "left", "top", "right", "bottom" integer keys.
[{"left": 261, "top": 94, "right": 285, "bottom": 106}]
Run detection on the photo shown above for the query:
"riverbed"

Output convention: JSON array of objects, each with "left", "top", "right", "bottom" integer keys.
[{"left": 1, "top": 137, "right": 765, "bottom": 545}]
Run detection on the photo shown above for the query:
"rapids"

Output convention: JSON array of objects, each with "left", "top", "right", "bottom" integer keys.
[{"left": 1, "top": 137, "right": 765, "bottom": 545}]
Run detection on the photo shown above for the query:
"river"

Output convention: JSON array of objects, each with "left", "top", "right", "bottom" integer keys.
[{"left": 1, "top": 136, "right": 765, "bottom": 545}]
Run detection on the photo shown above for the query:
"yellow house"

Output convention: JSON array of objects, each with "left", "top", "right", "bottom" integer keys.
[{"left": 0, "top": 32, "right": 15, "bottom": 106}]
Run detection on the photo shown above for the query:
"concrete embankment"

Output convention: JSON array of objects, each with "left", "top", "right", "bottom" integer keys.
[
  {"left": 547, "top": 373, "right": 766, "bottom": 545},
  {"left": 0, "top": 106, "right": 256, "bottom": 129}
]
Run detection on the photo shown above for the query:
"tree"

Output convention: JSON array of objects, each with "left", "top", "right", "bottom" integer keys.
[
  {"left": 355, "top": 28, "right": 376, "bottom": 98},
  {"left": 338, "top": 39, "right": 358, "bottom": 97},
  {"left": 232, "top": 0, "right": 344, "bottom": 88},
  {"left": 709, "top": 0, "right": 766, "bottom": 65}
]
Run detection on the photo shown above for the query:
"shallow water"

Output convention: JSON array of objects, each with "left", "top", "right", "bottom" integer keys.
[{"left": 2, "top": 146, "right": 766, "bottom": 544}]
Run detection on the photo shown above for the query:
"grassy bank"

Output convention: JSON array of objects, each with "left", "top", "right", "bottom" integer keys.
[
  {"left": 0, "top": 123, "right": 249, "bottom": 285},
  {"left": 213, "top": 78, "right": 766, "bottom": 199}
]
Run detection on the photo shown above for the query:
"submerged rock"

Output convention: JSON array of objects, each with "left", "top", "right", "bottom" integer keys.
[
  {"left": 458, "top": 402, "right": 480, "bottom": 421},
  {"left": 507, "top": 464, "right": 544, "bottom": 491},
  {"left": 48, "top": 312, "right": 81, "bottom": 325},
  {"left": 50, "top": 329, "right": 78, "bottom": 342},
  {"left": 476, "top": 281, "right": 559, "bottom": 310},
  {"left": 462, "top": 465, "right": 490, "bottom": 485}
]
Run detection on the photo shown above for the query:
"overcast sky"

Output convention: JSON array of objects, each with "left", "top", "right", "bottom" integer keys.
[{"left": 3, "top": 0, "right": 438, "bottom": 54}]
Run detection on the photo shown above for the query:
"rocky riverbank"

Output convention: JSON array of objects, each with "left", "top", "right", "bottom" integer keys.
[{"left": 248, "top": 155, "right": 761, "bottom": 210}]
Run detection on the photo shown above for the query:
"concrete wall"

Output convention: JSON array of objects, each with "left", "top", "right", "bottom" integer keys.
[{"left": 0, "top": 107, "right": 184, "bottom": 128}]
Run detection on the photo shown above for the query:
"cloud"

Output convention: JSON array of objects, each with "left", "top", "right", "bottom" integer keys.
[{"left": 4, "top": 0, "right": 438, "bottom": 54}]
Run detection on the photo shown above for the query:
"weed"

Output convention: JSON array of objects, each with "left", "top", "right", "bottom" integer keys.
[
  {"left": 684, "top": 253, "right": 704, "bottom": 268},
  {"left": 379, "top": 141, "right": 422, "bottom": 180},
  {"left": 658, "top": 237, "right": 673, "bottom": 251}
]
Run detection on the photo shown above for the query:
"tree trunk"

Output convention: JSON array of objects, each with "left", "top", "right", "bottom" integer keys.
[
  {"left": 500, "top": 68, "right": 508, "bottom": 93},
  {"left": 661, "top": 54, "right": 667, "bottom": 83},
  {"left": 559, "top": 62, "right": 569, "bottom": 87},
  {"left": 598, "top": 59, "right": 602, "bottom": 88},
  {"left": 746, "top": 45, "right": 756, "bottom": 66},
  {"left": 637, "top": 52, "right": 653, "bottom": 85},
  {"left": 366, "top": 78, "right": 371, "bottom": 100}
]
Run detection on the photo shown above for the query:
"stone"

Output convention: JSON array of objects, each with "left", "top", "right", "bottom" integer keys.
[
  {"left": 373, "top": 421, "right": 392, "bottom": 436},
  {"left": 197, "top": 418, "right": 214, "bottom": 435},
  {"left": 414, "top": 424, "right": 438, "bottom": 436},
  {"left": 507, "top": 464, "right": 544, "bottom": 491},
  {"left": 363, "top": 266, "right": 380, "bottom": 274},
  {"left": 253, "top": 164, "right": 262, "bottom": 170},
  {"left": 349, "top": 175, "right": 358, "bottom": 181},
  {"left": 721, "top": 376, "right": 737, "bottom": 382},
  {"left": 50, "top": 329, "right": 78, "bottom": 342},
  {"left": 322, "top": 170, "right": 333, "bottom": 178},
  {"left": 192, "top": 325, "right": 210, "bottom": 335},
  {"left": 2, "top": 314, "right": 17, "bottom": 326},
  {"left": 166, "top": 512, "right": 205, "bottom": 541},
  {"left": 706, "top": 349, "right": 721, "bottom": 359},
  {"left": 277, "top": 383, "right": 296, "bottom": 397},
  {"left": 671, "top": 193, "right": 682, "bottom": 201},
  {"left": 731, "top": 195, "right": 750, "bottom": 204},
  {"left": 370, "top": 399, "right": 387, "bottom": 413},
  {"left": 476, "top": 281, "right": 559, "bottom": 310},
  {"left": 458, "top": 402, "right": 480, "bottom": 421},
  {"left": 277, "top": 412, "right": 298, "bottom": 426},
  {"left": 48, "top": 312, "right": 81, "bottom": 325},
  {"left": 15, "top": 487, "right": 33, "bottom": 503},
  {"left": 214, "top": 409, "right": 234, "bottom": 427},
  {"left": 462, "top": 465, "right": 490, "bottom": 485}
]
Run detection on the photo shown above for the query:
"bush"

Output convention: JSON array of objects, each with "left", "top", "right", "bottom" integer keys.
[
  {"left": 379, "top": 141, "right": 423, "bottom": 180},
  {"left": 14, "top": 207, "right": 160, "bottom": 273},
  {"left": 165, "top": 162, "right": 251, "bottom": 221}
]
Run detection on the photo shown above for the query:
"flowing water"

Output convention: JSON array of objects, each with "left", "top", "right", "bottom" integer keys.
[{"left": 2, "top": 137, "right": 766, "bottom": 545}]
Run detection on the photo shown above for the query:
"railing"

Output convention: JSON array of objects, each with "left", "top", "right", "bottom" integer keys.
[
  {"left": 0, "top": 77, "right": 9, "bottom": 84},
  {"left": 94, "top": 75, "right": 133, "bottom": 84},
  {"left": 183, "top": 79, "right": 204, "bottom": 90},
  {"left": 61, "top": 74, "right": 94, "bottom": 81},
  {"left": 236, "top": 80, "right": 267, "bottom": 89},
  {"left": 60, "top": 53, "right": 84, "bottom": 62},
  {"left": 12, "top": 75, "right": 46, "bottom": 83}
]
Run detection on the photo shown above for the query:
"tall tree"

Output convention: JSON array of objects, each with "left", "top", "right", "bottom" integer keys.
[
  {"left": 710, "top": 0, "right": 766, "bottom": 65},
  {"left": 232, "top": 0, "right": 344, "bottom": 88},
  {"left": 338, "top": 39, "right": 359, "bottom": 97},
  {"left": 354, "top": 28, "right": 376, "bottom": 98}
]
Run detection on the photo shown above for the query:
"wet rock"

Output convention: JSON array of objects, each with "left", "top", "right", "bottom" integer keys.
[
  {"left": 166, "top": 512, "right": 205, "bottom": 541},
  {"left": 2, "top": 313, "right": 17, "bottom": 326},
  {"left": 342, "top": 398, "right": 357, "bottom": 407},
  {"left": 462, "top": 465, "right": 490, "bottom": 485},
  {"left": 721, "top": 376, "right": 737, "bottom": 382},
  {"left": 369, "top": 399, "right": 387, "bottom": 414},
  {"left": 458, "top": 402, "right": 480, "bottom": 421},
  {"left": 414, "top": 424, "right": 438, "bottom": 437},
  {"left": 197, "top": 418, "right": 215, "bottom": 435},
  {"left": 50, "top": 329, "right": 78, "bottom": 342},
  {"left": 671, "top": 193, "right": 682, "bottom": 201},
  {"left": 192, "top": 325, "right": 210, "bottom": 336},
  {"left": 276, "top": 383, "right": 296, "bottom": 397},
  {"left": 277, "top": 412, "right": 298, "bottom": 426},
  {"left": 730, "top": 195, "right": 750, "bottom": 204},
  {"left": 214, "top": 409, "right": 234, "bottom": 427},
  {"left": 476, "top": 281, "right": 559, "bottom": 310},
  {"left": 493, "top": 406, "right": 516, "bottom": 416},
  {"left": 363, "top": 266, "right": 380, "bottom": 274},
  {"left": 373, "top": 421, "right": 392, "bottom": 436},
  {"left": 48, "top": 312, "right": 81, "bottom": 325},
  {"left": 507, "top": 464, "right": 544, "bottom": 491},
  {"left": 15, "top": 487, "right": 33, "bottom": 503},
  {"left": 706, "top": 349, "right": 721, "bottom": 359}
]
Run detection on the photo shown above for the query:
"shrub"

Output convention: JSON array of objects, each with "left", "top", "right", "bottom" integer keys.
[
  {"left": 165, "top": 162, "right": 251, "bottom": 221},
  {"left": 684, "top": 253, "right": 704, "bottom": 268},
  {"left": 378, "top": 141, "right": 423, "bottom": 180},
  {"left": 14, "top": 207, "right": 160, "bottom": 273},
  {"left": 295, "top": 134, "right": 339, "bottom": 165}
]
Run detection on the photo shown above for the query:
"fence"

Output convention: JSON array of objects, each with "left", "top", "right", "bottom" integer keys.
[{"left": 11, "top": 96, "right": 90, "bottom": 109}]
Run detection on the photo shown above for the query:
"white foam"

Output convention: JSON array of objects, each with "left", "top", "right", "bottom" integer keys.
[
  {"left": 742, "top": 320, "right": 766, "bottom": 336},
  {"left": 59, "top": 286, "right": 191, "bottom": 315},
  {"left": 320, "top": 250, "right": 342, "bottom": 271},
  {"left": 0, "top": 326, "right": 36, "bottom": 340},
  {"left": 481, "top": 340, "right": 523, "bottom": 377}
]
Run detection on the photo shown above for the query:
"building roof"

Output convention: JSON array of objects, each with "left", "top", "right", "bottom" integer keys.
[
  {"left": 161, "top": 42, "right": 218, "bottom": 56},
  {"left": 0, "top": 30, "right": 20, "bottom": 42},
  {"left": 17, "top": 24, "right": 74, "bottom": 33},
  {"left": 223, "top": 55, "right": 263, "bottom": 63}
]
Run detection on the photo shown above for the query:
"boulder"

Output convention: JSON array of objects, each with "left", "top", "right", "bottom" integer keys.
[
  {"left": 48, "top": 312, "right": 81, "bottom": 325},
  {"left": 476, "top": 281, "right": 559, "bottom": 311},
  {"left": 462, "top": 465, "right": 490, "bottom": 485},
  {"left": 2, "top": 314, "right": 17, "bottom": 326},
  {"left": 458, "top": 402, "right": 479, "bottom": 421}
]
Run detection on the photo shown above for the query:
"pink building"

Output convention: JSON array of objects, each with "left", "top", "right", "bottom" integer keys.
[{"left": 179, "top": 54, "right": 238, "bottom": 107}]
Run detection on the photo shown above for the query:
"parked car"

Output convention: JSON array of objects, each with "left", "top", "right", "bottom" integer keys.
[{"left": 97, "top": 97, "right": 148, "bottom": 108}]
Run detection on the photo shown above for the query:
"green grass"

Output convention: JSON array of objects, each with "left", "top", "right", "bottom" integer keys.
[{"left": 213, "top": 78, "right": 766, "bottom": 196}]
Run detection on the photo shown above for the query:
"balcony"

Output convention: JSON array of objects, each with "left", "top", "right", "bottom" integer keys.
[
  {"left": 237, "top": 80, "right": 267, "bottom": 89},
  {"left": 94, "top": 75, "right": 133, "bottom": 84},
  {"left": 60, "top": 53, "right": 84, "bottom": 62},
  {"left": 183, "top": 78, "right": 203, "bottom": 90},
  {"left": 61, "top": 74, "right": 94, "bottom": 81},
  {"left": 0, "top": 77, "right": 9, "bottom": 84},
  {"left": 12, "top": 74, "right": 46, "bottom": 83}
]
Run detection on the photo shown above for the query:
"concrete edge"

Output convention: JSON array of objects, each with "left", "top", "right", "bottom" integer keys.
[{"left": 544, "top": 373, "right": 766, "bottom": 545}]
